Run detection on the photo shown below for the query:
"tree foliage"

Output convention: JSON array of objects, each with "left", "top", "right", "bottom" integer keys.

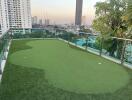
[
  {"left": 92, "top": 0, "right": 131, "bottom": 58},
  {"left": 80, "top": 26, "right": 92, "bottom": 33},
  {"left": 93, "top": 0, "right": 128, "bottom": 37},
  {"left": 123, "top": 0, "right": 132, "bottom": 38},
  {"left": 124, "top": 0, "right": 132, "bottom": 26}
]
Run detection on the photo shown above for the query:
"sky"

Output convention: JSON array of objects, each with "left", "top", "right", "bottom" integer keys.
[{"left": 31, "top": 0, "right": 104, "bottom": 25}]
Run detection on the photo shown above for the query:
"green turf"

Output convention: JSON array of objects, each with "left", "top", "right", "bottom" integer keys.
[
  {"left": 8, "top": 39, "right": 129, "bottom": 94},
  {"left": 0, "top": 39, "right": 132, "bottom": 100}
]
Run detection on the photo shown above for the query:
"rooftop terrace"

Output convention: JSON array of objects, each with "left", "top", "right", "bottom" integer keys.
[{"left": 0, "top": 30, "right": 132, "bottom": 100}]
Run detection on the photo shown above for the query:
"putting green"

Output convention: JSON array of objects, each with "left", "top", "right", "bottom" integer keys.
[{"left": 9, "top": 40, "right": 129, "bottom": 94}]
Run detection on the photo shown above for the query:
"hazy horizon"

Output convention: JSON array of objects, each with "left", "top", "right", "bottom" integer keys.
[{"left": 31, "top": 0, "right": 104, "bottom": 25}]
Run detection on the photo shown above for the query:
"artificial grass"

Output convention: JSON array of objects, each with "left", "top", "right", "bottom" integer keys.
[
  {"left": 9, "top": 39, "right": 129, "bottom": 94},
  {"left": 0, "top": 39, "right": 132, "bottom": 100}
]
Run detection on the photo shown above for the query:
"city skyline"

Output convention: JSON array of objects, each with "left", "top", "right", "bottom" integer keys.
[{"left": 31, "top": 0, "right": 105, "bottom": 25}]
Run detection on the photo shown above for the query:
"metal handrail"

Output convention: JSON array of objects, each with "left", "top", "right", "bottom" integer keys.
[{"left": 112, "top": 37, "right": 132, "bottom": 41}]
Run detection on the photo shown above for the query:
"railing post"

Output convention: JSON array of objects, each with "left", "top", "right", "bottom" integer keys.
[
  {"left": 0, "top": 60, "right": 2, "bottom": 74},
  {"left": 100, "top": 37, "right": 103, "bottom": 56},
  {"left": 121, "top": 40, "right": 127, "bottom": 65},
  {"left": 68, "top": 32, "right": 70, "bottom": 44},
  {"left": 0, "top": 69, "right": 2, "bottom": 74},
  {"left": 86, "top": 39, "right": 88, "bottom": 50},
  {"left": 2, "top": 51, "right": 6, "bottom": 60}
]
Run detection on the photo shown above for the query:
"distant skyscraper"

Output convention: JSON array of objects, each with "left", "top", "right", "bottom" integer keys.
[
  {"left": 82, "top": 16, "right": 86, "bottom": 25},
  {"left": 32, "top": 16, "right": 38, "bottom": 25},
  {"left": 0, "top": 0, "right": 32, "bottom": 34},
  {"left": 75, "top": 0, "right": 83, "bottom": 26},
  {"left": 39, "top": 19, "right": 43, "bottom": 25},
  {"left": 45, "top": 19, "right": 50, "bottom": 26},
  {"left": 0, "top": 24, "right": 1, "bottom": 35}
]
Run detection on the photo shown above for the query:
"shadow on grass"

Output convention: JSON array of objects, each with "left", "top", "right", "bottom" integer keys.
[{"left": 0, "top": 40, "right": 132, "bottom": 100}]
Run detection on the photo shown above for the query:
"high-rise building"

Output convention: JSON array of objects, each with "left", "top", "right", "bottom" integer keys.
[
  {"left": 39, "top": 19, "right": 43, "bottom": 25},
  {"left": 0, "top": 24, "right": 1, "bottom": 35},
  {"left": 82, "top": 16, "right": 86, "bottom": 25},
  {"left": 32, "top": 16, "right": 38, "bottom": 25},
  {"left": 75, "top": 0, "right": 83, "bottom": 26},
  {"left": 0, "top": 0, "right": 32, "bottom": 34},
  {"left": 45, "top": 19, "right": 50, "bottom": 26}
]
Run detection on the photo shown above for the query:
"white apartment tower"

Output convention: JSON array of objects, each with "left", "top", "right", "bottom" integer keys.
[{"left": 0, "top": 0, "right": 32, "bottom": 34}]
